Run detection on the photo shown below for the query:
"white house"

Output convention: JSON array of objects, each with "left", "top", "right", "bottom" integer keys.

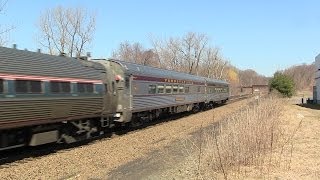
[{"left": 314, "top": 54, "right": 320, "bottom": 103}]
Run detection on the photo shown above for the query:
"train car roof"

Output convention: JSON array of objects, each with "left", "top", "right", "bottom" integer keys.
[
  {"left": 108, "top": 59, "right": 228, "bottom": 85},
  {"left": 0, "top": 46, "right": 104, "bottom": 80},
  {"left": 205, "top": 78, "right": 229, "bottom": 85}
]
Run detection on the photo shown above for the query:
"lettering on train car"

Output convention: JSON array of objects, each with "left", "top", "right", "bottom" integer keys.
[{"left": 175, "top": 97, "right": 185, "bottom": 101}]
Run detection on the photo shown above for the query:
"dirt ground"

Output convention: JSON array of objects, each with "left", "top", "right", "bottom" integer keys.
[
  {"left": 0, "top": 98, "right": 251, "bottom": 180},
  {"left": 267, "top": 101, "right": 320, "bottom": 179},
  {"left": 1, "top": 96, "right": 320, "bottom": 180},
  {"left": 108, "top": 98, "right": 320, "bottom": 180}
]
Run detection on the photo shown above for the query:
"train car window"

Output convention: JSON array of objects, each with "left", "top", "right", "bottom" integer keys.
[
  {"left": 179, "top": 86, "right": 184, "bottom": 93},
  {"left": 157, "top": 85, "right": 164, "bottom": 94},
  {"left": 0, "top": 79, "right": 3, "bottom": 94},
  {"left": 148, "top": 85, "right": 156, "bottom": 94},
  {"left": 30, "top": 81, "right": 42, "bottom": 93},
  {"left": 16, "top": 80, "right": 28, "bottom": 93},
  {"left": 125, "top": 77, "right": 130, "bottom": 88},
  {"left": 172, "top": 85, "right": 178, "bottom": 94},
  {"left": 77, "top": 83, "right": 94, "bottom": 93},
  {"left": 185, "top": 86, "right": 189, "bottom": 93},
  {"left": 87, "top": 84, "right": 94, "bottom": 93},
  {"left": 165, "top": 85, "right": 172, "bottom": 94},
  {"left": 51, "top": 82, "right": 60, "bottom": 93},
  {"left": 78, "top": 83, "right": 85, "bottom": 93},
  {"left": 224, "top": 87, "right": 228, "bottom": 93},
  {"left": 215, "top": 87, "right": 222, "bottom": 93},
  {"left": 61, "top": 82, "right": 71, "bottom": 93},
  {"left": 16, "top": 80, "right": 42, "bottom": 93},
  {"left": 210, "top": 87, "right": 213, "bottom": 93},
  {"left": 50, "top": 82, "right": 71, "bottom": 93}
]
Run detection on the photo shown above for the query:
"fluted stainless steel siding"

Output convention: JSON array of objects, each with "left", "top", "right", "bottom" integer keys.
[
  {"left": 0, "top": 47, "right": 104, "bottom": 79},
  {"left": 207, "top": 93, "right": 229, "bottom": 102},
  {"left": 0, "top": 97, "right": 103, "bottom": 127},
  {"left": 132, "top": 94, "right": 206, "bottom": 112}
]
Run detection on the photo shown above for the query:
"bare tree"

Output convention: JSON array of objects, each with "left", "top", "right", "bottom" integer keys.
[
  {"left": 178, "top": 32, "right": 208, "bottom": 75},
  {"left": 112, "top": 41, "right": 159, "bottom": 67},
  {"left": 283, "top": 63, "right": 315, "bottom": 91},
  {"left": 114, "top": 32, "right": 269, "bottom": 90},
  {"left": 151, "top": 32, "right": 210, "bottom": 74},
  {"left": 151, "top": 37, "right": 181, "bottom": 70},
  {"left": 0, "top": 0, "right": 14, "bottom": 45},
  {"left": 112, "top": 41, "right": 133, "bottom": 61},
  {"left": 150, "top": 32, "right": 230, "bottom": 77},
  {"left": 37, "top": 6, "right": 96, "bottom": 57},
  {"left": 200, "top": 47, "right": 229, "bottom": 79},
  {"left": 238, "top": 69, "right": 268, "bottom": 86}
]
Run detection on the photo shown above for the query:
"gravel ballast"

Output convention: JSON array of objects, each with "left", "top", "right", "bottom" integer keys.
[{"left": 0, "top": 99, "right": 251, "bottom": 179}]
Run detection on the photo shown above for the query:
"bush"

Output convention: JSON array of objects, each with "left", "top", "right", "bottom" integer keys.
[
  {"left": 182, "top": 97, "right": 289, "bottom": 179},
  {"left": 270, "top": 72, "right": 295, "bottom": 97}
]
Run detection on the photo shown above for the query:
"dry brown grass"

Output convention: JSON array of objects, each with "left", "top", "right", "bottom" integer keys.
[{"left": 183, "top": 97, "right": 300, "bottom": 179}]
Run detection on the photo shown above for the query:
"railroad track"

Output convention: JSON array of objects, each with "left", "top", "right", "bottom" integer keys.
[
  {"left": 0, "top": 93, "right": 254, "bottom": 168},
  {"left": 229, "top": 94, "right": 254, "bottom": 102}
]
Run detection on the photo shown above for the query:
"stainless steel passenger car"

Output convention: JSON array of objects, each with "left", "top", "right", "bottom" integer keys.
[
  {"left": 98, "top": 59, "right": 229, "bottom": 125},
  {"left": 0, "top": 47, "right": 107, "bottom": 150},
  {"left": 0, "top": 46, "right": 229, "bottom": 151}
]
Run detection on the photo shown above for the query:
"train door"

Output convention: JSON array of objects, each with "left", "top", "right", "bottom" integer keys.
[
  {"left": 125, "top": 75, "right": 132, "bottom": 111},
  {"left": 102, "top": 78, "right": 117, "bottom": 118},
  {"left": 120, "top": 74, "right": 132, "bottom": 123}
]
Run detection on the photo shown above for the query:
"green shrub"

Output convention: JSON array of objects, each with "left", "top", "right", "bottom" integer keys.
[{"left": 270, "top": 72, "right": 295, "bottom": 97}]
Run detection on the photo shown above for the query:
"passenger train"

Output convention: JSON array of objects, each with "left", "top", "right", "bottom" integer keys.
[{"left": 0, "top": 46, "right": 229, "bottom": 151}]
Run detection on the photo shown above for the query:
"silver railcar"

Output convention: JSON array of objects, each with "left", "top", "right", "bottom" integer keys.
[{"left": 97, "top": 59, "right": 229, "bottom": 125}]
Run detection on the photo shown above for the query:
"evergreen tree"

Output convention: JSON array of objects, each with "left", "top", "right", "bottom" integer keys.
[{"left": 270, "top": 72, "right": 295, "bottom": 97}]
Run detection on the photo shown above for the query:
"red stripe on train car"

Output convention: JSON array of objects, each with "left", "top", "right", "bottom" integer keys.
[{"left": 133, "top": 75, "right": 205, "bottom": 85}]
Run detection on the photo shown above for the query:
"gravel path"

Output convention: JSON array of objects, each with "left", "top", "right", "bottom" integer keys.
[{"left": 0, "top": 99, "right": 251, "bottom": 179}]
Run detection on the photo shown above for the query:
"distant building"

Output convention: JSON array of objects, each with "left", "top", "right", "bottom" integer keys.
[
  {"left": 314, "top": 54, "right": 320, "bottom": 103},
  {"left": 252, "top": 85, "right": 269, "bottom": 95},
  {"left": 239, "top": 85, "right": 269, "bottom": 95}
]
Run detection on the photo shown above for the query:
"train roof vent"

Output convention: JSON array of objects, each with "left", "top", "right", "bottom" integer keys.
[
  {"left": 78, "top": 56, "right": 88, "bottom": 61},
  {"left": 59, "top": 52, "right": 67, "bottom": 57}
]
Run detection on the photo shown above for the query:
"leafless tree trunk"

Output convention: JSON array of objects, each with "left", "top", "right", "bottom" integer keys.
[
  {"left": 150, "top": 36, "right": 164, "bottom": 68},
  {"left": 150, "top": 36, "right": 181, "bottom": 70},
  {"left": 37, "top": 6, "right": 96, "bottom": 57},
  {"left": 167, "top": 38, "right": 182, "bottom": 71},
  {"left": 151, "top": 35, "right": 179, "bottom": 70},
  {"left": 151, "top": 32, "right": 209, "bottom": 74},
  {"left": 112, "top": 41, "right": 159, "bottom": 67},
  {"left": 178, "top": 32, "right": 208, "bottom": 75}
]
